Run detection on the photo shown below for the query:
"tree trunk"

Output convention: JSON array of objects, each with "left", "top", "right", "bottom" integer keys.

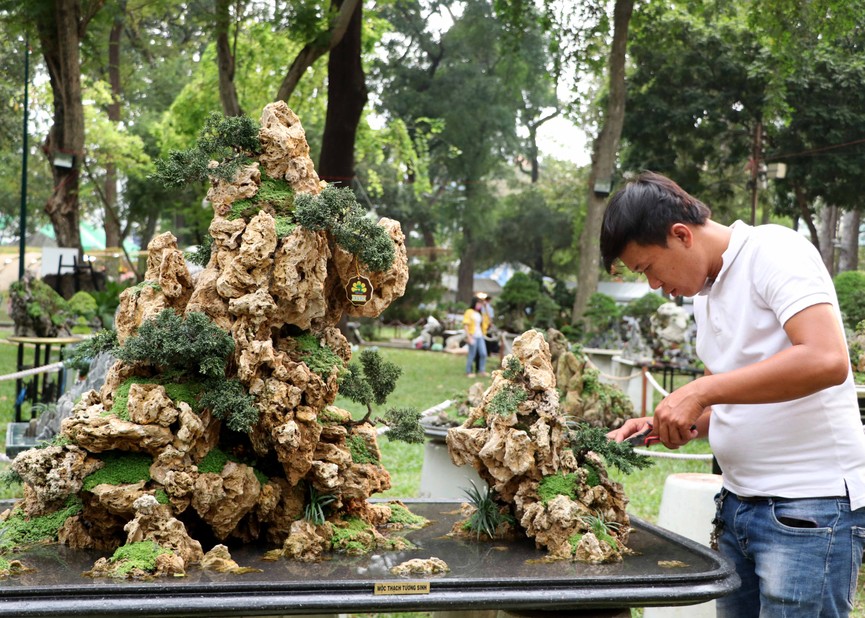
[
  {"left": 794, "top": 183, "right": 819, "bottom": 246},
  {"left": 103, "top": 9, "right": 123, "bottom": 277},
  {"left": 216, "top": 0, "right": 243, "bottom": 116},
  {"left": 420, "top": 222, "right": 438, "bottom": 262},
  {"left": 318, "top": 0, "right": 367, "bottom": 187},
  {"left": 838, "top": 208, "right": 860, "bottom": 273},
  {"left": 37, "top": 0, "right": 96, "bottom": 253},
  {"left": 274, "top": 0, "right": 361, "bottom": 102},
  {"left": 457, "top": 226, "right": 475, "bottom": 306},
  {"left": 571, "top": 0, "right": 634, "bottom": 324},
  {"left": 818, "top": 204, "right": 838, "bottom": 276},
  {"left": 522, "top": 109, "right": 559, "bottom": 184}
]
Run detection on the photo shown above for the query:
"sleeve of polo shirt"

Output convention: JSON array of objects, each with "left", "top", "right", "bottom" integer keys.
[{"left": 751, "top": 229, "right": 836, "bottom": 327}]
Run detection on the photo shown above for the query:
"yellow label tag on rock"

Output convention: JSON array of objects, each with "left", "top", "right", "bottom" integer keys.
[
  {"left": 346, "top": 275, "right": 373, "bottom": 306},
  {"left": 373, "top": 581, "right": 431, "bottom": 595}
]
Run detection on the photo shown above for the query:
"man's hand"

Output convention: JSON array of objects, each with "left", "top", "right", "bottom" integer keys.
[
  {"left": 652, "top": 379, "right": 705, "bottom": 448},
  {"left": 606, "top": 417, "right": 654, "bottom": 443}
]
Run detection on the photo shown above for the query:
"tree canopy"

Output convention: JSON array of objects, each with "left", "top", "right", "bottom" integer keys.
[{"left": 0, "top": 0, "right": 863, "bottom": 325}]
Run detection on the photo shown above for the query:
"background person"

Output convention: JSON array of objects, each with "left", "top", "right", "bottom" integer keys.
[
  {"left": 602, "top": 171, "right": 865, "bottom": 617},
  {"left": 462, "top": 296, "right": 488, "bottom": 378},
  {"left": 473, "top": 292, "right": 494, "bottom": 373}
]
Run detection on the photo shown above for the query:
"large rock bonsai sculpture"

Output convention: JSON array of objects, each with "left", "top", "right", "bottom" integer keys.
[
  {"left": 447, "top": 330, "right": 649, "bottom": 563},
  {"left": 0, "top": 103, "right": 423, "bottom": 577}
]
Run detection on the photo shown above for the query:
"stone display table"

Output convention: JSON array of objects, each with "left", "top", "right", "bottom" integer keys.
[{"left": 0, "top": 501, "right": 738, "bottom": 617}]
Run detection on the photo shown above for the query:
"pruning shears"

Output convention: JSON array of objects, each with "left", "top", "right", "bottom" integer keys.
[
  {"left": 626, "top": 422, "right": 698, "bottom": 447},
  {"left": 626, "top": 423, "right": 661, "bottom": 447}
]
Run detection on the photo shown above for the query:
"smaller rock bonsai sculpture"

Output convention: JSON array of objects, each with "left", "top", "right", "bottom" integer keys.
[{"left": 447, "top": 330, "right": 651, "bottom": 563}]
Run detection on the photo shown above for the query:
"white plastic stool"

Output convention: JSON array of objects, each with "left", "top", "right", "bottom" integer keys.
[{"left": 644, "top": 472, "right": 724, "bottom": 618}]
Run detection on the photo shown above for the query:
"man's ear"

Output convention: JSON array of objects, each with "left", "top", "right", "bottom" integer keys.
[{"left": 670, "top": 223, "right": 694, "bottom": 248}]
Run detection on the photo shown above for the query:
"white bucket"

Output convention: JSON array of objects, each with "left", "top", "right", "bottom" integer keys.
[{"left": 419, "top": 438, "right": 484, "bottom": 500}]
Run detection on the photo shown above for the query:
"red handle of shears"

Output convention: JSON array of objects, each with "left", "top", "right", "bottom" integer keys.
[
  {"left": 626, "top": 422, "right": 697, "bottom": 447},
  {"left": 626, "top": 423, "right": 661, "bottom": 446}
]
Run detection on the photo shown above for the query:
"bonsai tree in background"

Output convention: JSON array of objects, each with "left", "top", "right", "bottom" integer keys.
[
  {"left": 495, "top": 272, "right": 562, "bottom": 333},
  {"left": 8, "top": 277, "right": 99, "bottom": 337},
  {"left": 580, "top": 292, "right": 622, "bottom": 349},
  {"left": 622, "top": 293, "right": 667, "bottom": 339}
]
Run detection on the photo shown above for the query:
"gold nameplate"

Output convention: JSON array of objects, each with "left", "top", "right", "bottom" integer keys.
[{"left": 373, "top": 581, "right": 431, "bottom": 595}]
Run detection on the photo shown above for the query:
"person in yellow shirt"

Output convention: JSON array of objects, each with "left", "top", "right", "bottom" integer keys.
[
  {"left": 462, "top": 296, "right": 488, "bottom": 378},
  {"left": 472, "top": 293, "right": 495, "bottom": 373}
]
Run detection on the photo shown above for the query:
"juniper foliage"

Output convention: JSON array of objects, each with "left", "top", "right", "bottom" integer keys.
[
  {"left": 151, "top": 112, "right": 260, "bottom": 187},
  {"left": 185, "top": 234, "right": 213, "bottom": 269},
  {"left": 567, "top": 423, "right": 653, "bottom": 474},
  {"left": 199, "top": 379, "right": 259, "bottom": 433},
  {"left": 116, "top": 310, "right": 234, "bottom": 380},
  {"left": 381, "top": 408, "right": 424, "bottom": 444},
  {"left": 357, "top": 348, "right": 400, "bottom": 406},
  {"left": 294, "top": 185, "right": 395, "bottom": 272},
  {"left": 109, "top": 310, "right": 258, "bottom": 432},
  {"left": 338, "top": 364, "right": 375, "bottom": 408},
  {"left": 63, "top": 329, "right": 119, "bottom": 373}
]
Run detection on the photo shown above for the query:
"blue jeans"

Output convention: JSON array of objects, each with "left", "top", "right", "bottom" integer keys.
[
  {"left": 715, "top": 489, "right": 865, "bottom": 617},
  {"left": 466, "top": 335, "right": 486, "bottom": 374}
]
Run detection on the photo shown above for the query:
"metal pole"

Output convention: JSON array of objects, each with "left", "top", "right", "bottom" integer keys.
[{"left": 18, "top": 34, "right": 30, "bottom": 281}]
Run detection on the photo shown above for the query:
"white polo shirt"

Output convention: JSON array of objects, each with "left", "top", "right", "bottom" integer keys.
[{"left": 693, "top": 221, "right": 865, "bottom": 509}]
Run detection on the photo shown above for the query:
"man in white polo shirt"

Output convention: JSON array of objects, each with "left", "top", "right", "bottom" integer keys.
[{"left": 602, "top": 171, "right": 865, "bottom": 617}]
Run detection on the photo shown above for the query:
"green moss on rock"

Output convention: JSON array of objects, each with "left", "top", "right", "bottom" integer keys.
[
  {"left": 347, "top": 434, "right": 378, "bottom": 464},
  {"left": 330, "top": 517, "right": 377, "bottom": 555},
  {"left": 109, "top": 377, "right": 204, "bottom": 420},
  {"left": 387, "top": 503, "right": 427, "bottom": 528},
  {"left": 229, "top": 175, "right": 295, "bottom": 221},
  {"left": 537, "top": 472, "right": 578, "bottom": 504},
  {"left": 0, "top": 496, "right": 83, "bottom": 552},
  {"left": 197, "top": 448, "right": 233, "bottom": 475},
  {"left": 106, "top": 540, "right": 172, "bottom": 578},
  {"left": 295, "top": 333, "right": 344, "bottom": 378},
  {"left": 83, "top": 452, "right": 153, "bottom": 491}
]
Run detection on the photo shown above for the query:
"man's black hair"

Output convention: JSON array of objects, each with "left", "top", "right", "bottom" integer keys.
[{"left": 600, "top": 171, "right": 712, "bottom": 273}]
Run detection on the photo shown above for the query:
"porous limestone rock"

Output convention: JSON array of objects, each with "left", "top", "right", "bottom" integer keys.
[
  {"left": 12, "top": 445, "right": 100, "bottom": 516},
  {"left": 201, "top": 544, "right": 262, "bottom": 574},
  {"left": 390, "top": 557, "right": 450, "bottom": 576},
  {"left": 258, "top": 102, "right": 323, "bottom": 195},
  {"left": 123, "top": 494, "right": 204, "bottom": 570},
  {"left": 114, "top": 232, "right": 193, "bottom": 345},
  {"left": 548, "top": 328, "right": 633, "bottom": 429},
  {"left": 4, "top": 103, "right": 413, "bottom": 577}
]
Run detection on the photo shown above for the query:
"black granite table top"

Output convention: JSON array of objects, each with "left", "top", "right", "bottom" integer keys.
[{"left": 0, "top": 501, "right": 738, "bottom": 617}]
